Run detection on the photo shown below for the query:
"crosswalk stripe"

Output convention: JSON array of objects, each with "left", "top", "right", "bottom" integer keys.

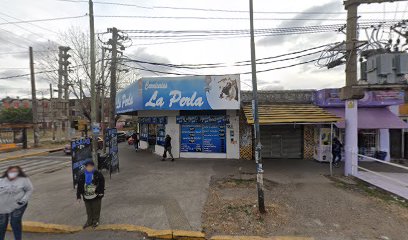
[{"left": 0, "top": 159, "right": 56, "bottom": 171}]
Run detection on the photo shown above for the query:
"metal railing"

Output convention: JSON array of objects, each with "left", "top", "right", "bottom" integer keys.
[{"left": 354, "top": 153, "right": 408, "bottom": 188}]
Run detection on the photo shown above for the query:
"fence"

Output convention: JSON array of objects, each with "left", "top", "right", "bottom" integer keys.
[{"left": 353, "top": 153, "right": 408, "bottom": 188}]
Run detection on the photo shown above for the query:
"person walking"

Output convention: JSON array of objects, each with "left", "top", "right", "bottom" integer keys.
[
  {"left": 0, "top": 166, "right": 33, "bottom": 240},
  {"left": 76, "top": 161, "right": 105, "bottom": 229},
  {"left": 131, "top": 132, "right": 139, "bottom": 151},
  {"left": 332, "top": 137, "right": 343, "bottom": 168},
  {"left": 162, "top": 134, "right": 174, "bottom": 161}
]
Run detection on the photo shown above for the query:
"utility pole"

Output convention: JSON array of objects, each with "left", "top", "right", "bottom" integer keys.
[
  {"left": 89, "top": 0, "right": 98, "bottom": 166},
  {"left": 100, "top": 48, "right": 107, "bottom": 154},
  {"left": 57, "top": 47, "right": 63, "bottom": 142},
  {"left": 29, "top": 46, "right": 40, "bottom": 147},
  {"left": 61, "top": 47, "right": 71, "bottom": 140},
  {"left": 108, "top": 27, "right": 118, "bottom": 129},
  {"left": 342, "top": 0, "right": 407, "bottom": 176},
  {"left": 50, "top": 83, "right": 55, "bottom": 141},
  {"left": 249, "top": 0, "right": 265, "bottom": 213}
]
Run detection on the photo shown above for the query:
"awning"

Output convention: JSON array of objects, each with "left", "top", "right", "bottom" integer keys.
[
  {"left": 325, "top": 107, "right": 408, "bottom": 129},
  {"left": 243, "top": 104, "right": 341, "bottom": 125}
]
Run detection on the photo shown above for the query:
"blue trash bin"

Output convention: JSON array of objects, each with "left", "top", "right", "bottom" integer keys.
[{"left": 376, "top": 151, "right": 387, "bottom": 160}]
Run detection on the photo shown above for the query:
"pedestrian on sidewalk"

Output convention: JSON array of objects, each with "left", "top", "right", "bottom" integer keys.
[
  {"left": 131, "top": 132, "right": 139, "bottom": 151},
  {"left": 332, "top": 137, "right": 343, "bottom": 168},
  {"left": 162, "top": 134, "right": 174, "bottom": 161},
  {"left": 0, "top": 166, "right": 33, "bottom": 240},
  {"left": 76, "top": 161, "right": 105, "bottom": 229}
]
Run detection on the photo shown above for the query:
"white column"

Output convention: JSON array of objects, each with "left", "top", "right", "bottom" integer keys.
[
  {"left": 345, "top": 100, "right": 358, "bottom": 176},
  {"left": 379, "top": 129, "right": 390, "bottom": 161}
]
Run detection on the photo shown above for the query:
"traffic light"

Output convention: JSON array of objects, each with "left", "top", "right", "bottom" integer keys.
[{"left": 71, "top": 120, "right": 79, "bottom": 130}]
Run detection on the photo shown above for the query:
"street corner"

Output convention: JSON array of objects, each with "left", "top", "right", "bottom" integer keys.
[
  {"left": 209, "top": 236, "right": 314, "bottom": 240},
  {"left": 14, "top": 221, "right": 82, "bottom": 234}
]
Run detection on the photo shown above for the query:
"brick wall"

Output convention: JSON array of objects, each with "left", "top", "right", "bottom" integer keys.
[
  {"left": 303, "top": 125, "right": 315, "bottom": 160},
  {"left": 239, "top": 111, "right": 253, "bottom": 160}
]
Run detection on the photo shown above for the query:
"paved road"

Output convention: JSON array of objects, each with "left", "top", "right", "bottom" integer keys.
[{"left": 0, "top": 151, "right": 70, "bottom": 176}]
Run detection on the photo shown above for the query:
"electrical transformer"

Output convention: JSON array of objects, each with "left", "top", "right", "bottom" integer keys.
[{"left": 363, "top": 52, "right": 408, "bottom": 85}]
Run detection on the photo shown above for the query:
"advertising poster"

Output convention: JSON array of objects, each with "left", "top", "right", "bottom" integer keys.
[{"left": 71, "top": 137, "right": 92, "bottom": 187}]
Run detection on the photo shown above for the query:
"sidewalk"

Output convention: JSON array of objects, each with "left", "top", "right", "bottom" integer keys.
[
  {"left": 0, "top": 146, "right": 65, "bottom": 161},
  {"left": 19, "top": 144, "right": 408, "bottom": 239}
]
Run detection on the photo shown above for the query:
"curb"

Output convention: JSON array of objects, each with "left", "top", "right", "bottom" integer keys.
[
  {"left": 0, "top": 147, "right": 64, "bottom": 162},
  {"left": 15, "top": 222, "right": 311, "bottom": 240},
  {"left": 210, "top": 236, "right": 314, "bottom": 240}
]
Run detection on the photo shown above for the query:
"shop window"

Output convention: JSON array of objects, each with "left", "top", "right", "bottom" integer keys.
[
  {"left": 178, "top": 115, "right": 227, "bottom": 153},
  {"left": 358, "top": 130, "right": 377, "bottom": 157}
]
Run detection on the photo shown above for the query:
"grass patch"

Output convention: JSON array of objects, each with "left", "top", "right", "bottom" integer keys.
[{"left": 328, "top": 175, "right": 408, "bottom": 208}]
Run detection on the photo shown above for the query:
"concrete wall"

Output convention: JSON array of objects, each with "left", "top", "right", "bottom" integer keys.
[{"left": 241, "top": 90, "right": 315, "bottom": 104}]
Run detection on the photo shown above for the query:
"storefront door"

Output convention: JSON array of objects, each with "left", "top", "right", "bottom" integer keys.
[{"left": 260, "top": 125, "right": 302, "bottom": 159}]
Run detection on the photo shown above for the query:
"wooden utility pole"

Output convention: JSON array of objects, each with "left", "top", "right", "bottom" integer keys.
[
  {"left": 249, "top": 0, "right": 265, "bottom": 213},
  {"left": 109, "top": 27, "right": 118, "bottom": 129},
  {"left": 100, "top": 48, "right": 107, "bottom": 154},
  {"left": 89, "top": 0, "right": 98, "bottom": 166},
  {"left": 50, "top": 83, "right": 55, "bottom": 141},
  {"left": 62, "top": 47, "right": 71, "bottom": 139},
  {"left": 57, "top": 47, "right": 63, "bottom": 142},
  {"left": 29, "top": 46, "right": 40, "bottom": 147}
]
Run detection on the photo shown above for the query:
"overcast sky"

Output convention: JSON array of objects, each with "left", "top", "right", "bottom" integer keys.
[{"left": 0, "top": 0, "right": 406, "bottom": 98}]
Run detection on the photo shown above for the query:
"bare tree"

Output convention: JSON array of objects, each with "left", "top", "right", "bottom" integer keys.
[{"left": 37, "top": 26, "right": 139, "bottom": 121}]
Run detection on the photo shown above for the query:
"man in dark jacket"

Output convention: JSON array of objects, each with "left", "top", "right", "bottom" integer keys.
[
  {"left": 162, "top": 134, "right": 174, "bottom": 161},
  {"left": 76, "top": 161, "right": 105, "bottom": 228},
  {"left": 332, "top": 138, "right": 343, "bottom": 168},
  {"left": 131, "top": 132, "right": 139, "bottom": 151}
]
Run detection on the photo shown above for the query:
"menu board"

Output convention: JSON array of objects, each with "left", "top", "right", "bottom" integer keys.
[
  {"left": 180, "top": 123, "right": 225, "bottom": 153},
  {"left": 71, "top": 137, "right": 92, "bottom": 188},
  {"left": 181, "top": 124, "right": 203, "bottom": 152},
  {"left": 106, "top": 128, "right": 119, "bottom": 173},
  {"left": 203, "top": 124, "right": 226, "bottom": 153}
]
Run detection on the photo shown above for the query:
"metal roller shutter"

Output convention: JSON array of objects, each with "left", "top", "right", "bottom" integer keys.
[{"left": 260, "top": 125, "right": 303, "bottom": 159}]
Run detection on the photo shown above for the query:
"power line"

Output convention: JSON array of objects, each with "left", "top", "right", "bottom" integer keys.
[
  {"left": 120, "top": 54, "right": 339, "bottom": 76},
  {"left": 95, "top": 15, "right": 404, "bottom": 22},
  {"left": 0, "top": 50, "right": 58, "bottom": 55},
  {"left": 56, "top": 0, "right": 408, "bottom": 15},
  {"left": 0, "top": 11, "right": 60, "bottom": 34},
  {"left": 123, "top": 48, "right": 327, "bottom": 69},
  {"left": 0, "top": 15, "right": 87, "bottom": 26},
  {"left": 122, "top": 43, "right": 335, "bottom": 68}
]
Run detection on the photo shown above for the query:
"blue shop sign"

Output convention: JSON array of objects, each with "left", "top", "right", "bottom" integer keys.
[
  {"left": 116, "top": 80, "right": 143, "bottom": 114},
  {"left": 115, "top": 75, "right": 240, "bottom": 113}
]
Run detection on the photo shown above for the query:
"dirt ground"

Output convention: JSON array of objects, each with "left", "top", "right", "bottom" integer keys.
[{"left": 202, "top": 176, "right": 408, "bottom": 240}]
